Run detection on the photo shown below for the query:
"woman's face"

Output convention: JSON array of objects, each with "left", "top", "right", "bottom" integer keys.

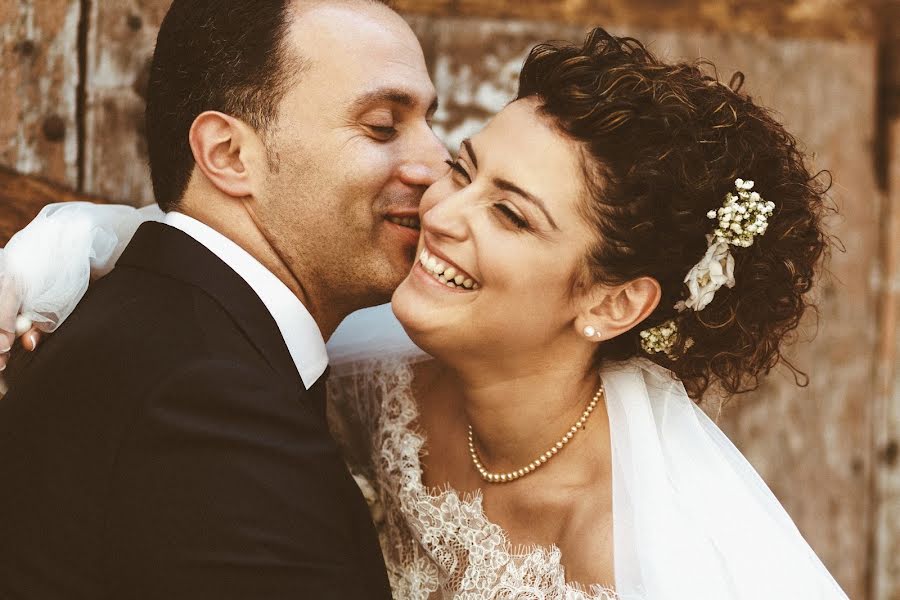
[{"left": 391, "top": 98, "right": 599, "bottom": 367}]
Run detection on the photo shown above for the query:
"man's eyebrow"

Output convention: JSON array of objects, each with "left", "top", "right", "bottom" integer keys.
[
  {"left": 349, "top": 88, "right": 439, "bottom": 115},
  {"left": 461, "top": 138, "right": 559, "bottom": 231}
]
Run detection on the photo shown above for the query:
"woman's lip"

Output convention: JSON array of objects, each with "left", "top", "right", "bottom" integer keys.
[
  {"left": 413, "top": 261, "right": 473, "bottom": 293},
  {"left": 421, "top": 243, "right": 477, "bottom": 285}
]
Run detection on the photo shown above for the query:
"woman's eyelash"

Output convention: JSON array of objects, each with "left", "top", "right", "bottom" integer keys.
[
  {"left": 445, "top": 160, "right": 470, "bottom": 181},
  {"left": 493, "top": 203, "right": 529, "bottom": 229},
  {"left": 443, "top": 161, "right": 528, "bottom": 230}
]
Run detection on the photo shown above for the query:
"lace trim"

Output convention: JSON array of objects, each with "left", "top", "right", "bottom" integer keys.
[{"left": 366, "top": 357, "right": 618, "bottom": 600}]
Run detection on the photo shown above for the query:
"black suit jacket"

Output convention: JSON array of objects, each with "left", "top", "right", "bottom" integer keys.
[{"left": 0, "top": 222, "right": 392, "bottom": 599}]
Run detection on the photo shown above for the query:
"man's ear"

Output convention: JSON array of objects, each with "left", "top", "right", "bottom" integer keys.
[
  {"left": 188, "top": 111, "right": 266, "bottom": 199},
  {"left": 574, "top": 277, "right": 662, "bottom": 342}
]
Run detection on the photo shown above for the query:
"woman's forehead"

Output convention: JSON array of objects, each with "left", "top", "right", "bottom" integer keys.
[{"left": 470, "top": 100, "right": 585, "bottom": 201}]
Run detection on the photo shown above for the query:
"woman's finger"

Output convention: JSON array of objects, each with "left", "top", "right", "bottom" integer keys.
[
  {"left": 0, "top": 331, "right": 12, "bottom": 354},
  {"left": 23, "top": 328, "right": 41, "bottom": 352}
]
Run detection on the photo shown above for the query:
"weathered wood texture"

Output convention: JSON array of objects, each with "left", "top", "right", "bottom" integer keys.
[
  {"left": 873, "top": 118, "right": 900, "bottom": 600},
  {"left": 408, "top": 17, "right": 882, "bottom": 598},
  {"left": 0, "top": 0, "right": 80, "bottom": 186},
  {"left": 81, "top": 0, "right": 168, "bottom": 205},
  {"left": 0, "top": 165, "right": 110, "bottom": 245},
  {"left": 396, "top": 0, "right": 879, "bottom": 40}
]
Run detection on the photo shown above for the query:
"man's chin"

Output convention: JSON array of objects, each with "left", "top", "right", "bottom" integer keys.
[{"left": 349, "top": 261, "right": 411, "bottom": 310}]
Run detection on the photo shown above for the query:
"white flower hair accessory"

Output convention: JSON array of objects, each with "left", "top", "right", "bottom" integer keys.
[{"left": 640, "top": 179, "right": 775, "bottom": 357}]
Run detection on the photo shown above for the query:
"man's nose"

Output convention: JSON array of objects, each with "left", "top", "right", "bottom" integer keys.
[{"left": 398, "top": 129, "right": 451, "bottom": 188}]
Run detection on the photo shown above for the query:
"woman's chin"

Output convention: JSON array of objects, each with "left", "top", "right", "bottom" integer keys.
[
  {"left": 392, "top": 281, "right": 432, "bottom": 340},
  {"left": 392, "top": 280, "right": 457, "bottom": 358}
]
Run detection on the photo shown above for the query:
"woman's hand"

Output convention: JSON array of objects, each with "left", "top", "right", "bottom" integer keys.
[{"left": 0, "top": 315, "right": 42, "bottom": 372}]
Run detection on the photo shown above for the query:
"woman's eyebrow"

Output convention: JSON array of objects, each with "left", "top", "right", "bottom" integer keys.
[
  {"left": 493, "top": 178, "right": 559, "bottom": 231},
  {"left": 462, "top": 137, "right": 559, "bottom": 231}
]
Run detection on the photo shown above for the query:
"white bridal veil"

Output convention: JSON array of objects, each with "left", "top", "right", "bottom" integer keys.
[{"left": 0, "top": 203, "right": 848, "bottom": 599}]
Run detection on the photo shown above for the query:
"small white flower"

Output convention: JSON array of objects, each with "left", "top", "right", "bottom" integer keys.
[{"left": 640, "top": 318, "right": 679, "bottom": 356}]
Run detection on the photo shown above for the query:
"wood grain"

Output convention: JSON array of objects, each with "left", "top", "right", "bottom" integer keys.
[
  {"left": 394, "top": 0, "right": 879, "bottom": 41},
  {"left": 872, "top": 118, "right": 900, "bottom": 600},
  {"left": 0, "top": 166, "right": 111, "bottom": 246},
  {"left": 81, "top": 0, "right": 169, "bottom": 205},
  {"left": 0, "top": 0, "right": 80, "bottom": 186}
]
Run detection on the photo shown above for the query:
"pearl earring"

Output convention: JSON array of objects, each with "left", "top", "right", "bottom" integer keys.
[{"left": 583, "top": 325, "right": 600, "bottom": 338}]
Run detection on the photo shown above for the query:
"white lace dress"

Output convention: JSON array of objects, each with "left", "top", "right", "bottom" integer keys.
[{"left": 327, "top": 356, "right": 617, "bottom": 600}]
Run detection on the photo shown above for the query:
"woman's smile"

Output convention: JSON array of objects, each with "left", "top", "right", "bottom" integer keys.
[{"left": 416, "top": 247, "right": 480, "bottom": 290}]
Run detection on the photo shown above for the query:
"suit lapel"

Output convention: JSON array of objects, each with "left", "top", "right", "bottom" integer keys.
[{"left": 116, "top": 221, "right": 303, "bottom": 385}]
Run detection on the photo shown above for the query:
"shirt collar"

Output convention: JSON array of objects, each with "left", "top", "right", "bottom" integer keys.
[{"left": 163, "top": 211, "right": 328, "bottom": 389}]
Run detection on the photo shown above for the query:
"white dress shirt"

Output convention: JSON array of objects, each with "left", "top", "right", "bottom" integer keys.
[{"left": 163, "top": 212, "right": 327, "bottom": 390}]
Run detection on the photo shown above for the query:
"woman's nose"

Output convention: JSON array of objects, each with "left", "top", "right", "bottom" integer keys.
[{"left": 421, "top": 189, "right": 469, "bottom": 241}]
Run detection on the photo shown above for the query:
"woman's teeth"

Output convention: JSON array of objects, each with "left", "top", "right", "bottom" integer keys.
[
  {"left": 419, "top": 249, "right": 479, "bottom": 290},
  {"left": 387, "top": 216, "right": 420, "bottom": 229}
]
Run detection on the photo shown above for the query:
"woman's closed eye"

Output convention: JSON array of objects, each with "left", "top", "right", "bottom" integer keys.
[
  {"left": 445, "top": 160, "right": 530, "bottom": 230},
  {"left": 493, "top": 203, "right": 530, "bottom": 230}
]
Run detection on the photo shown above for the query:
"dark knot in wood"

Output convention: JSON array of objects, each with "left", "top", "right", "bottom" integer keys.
[{"left": 42, "top": 115, "right": 66, "bottom": 142}]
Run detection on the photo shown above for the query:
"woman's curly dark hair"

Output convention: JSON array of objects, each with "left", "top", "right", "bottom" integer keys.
[{"left": 517, "top": 28, "right": 833, "bottom": 400}]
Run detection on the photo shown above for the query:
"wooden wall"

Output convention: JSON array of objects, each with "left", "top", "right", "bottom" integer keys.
[{"left": 1, "top": 1, "right": 897, "bottom": 598}]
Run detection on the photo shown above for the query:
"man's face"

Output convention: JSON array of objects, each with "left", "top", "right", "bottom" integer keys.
[{"left": 253, "top": 3, "right": 449, "bottom": 315}]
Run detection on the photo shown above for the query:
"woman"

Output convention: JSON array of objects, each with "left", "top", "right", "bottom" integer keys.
[{"left": 1, "top": 29, "right": 847, "bottom": 599}]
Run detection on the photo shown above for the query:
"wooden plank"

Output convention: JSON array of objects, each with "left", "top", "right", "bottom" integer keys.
[
  {"left": 420, "top": 17, "right": 880, "bottom": 597},
  {"left": 0, "top": 0, "right": 80, "bottom": 186},
  {"left": 396, "top": 0, "right": 878, "bottom": 41},
  {"left": 872, "top": 118, "right": 900, "bottom": 600},
  {"left": 81, "top": 0, "right": 170, "bottom": 206},
  {"left": 0, "top": 166, "right": 112, "bottom": 246}
]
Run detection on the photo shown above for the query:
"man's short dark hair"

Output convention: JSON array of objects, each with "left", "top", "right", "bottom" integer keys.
[
  {"left": 146, "top": 0, "right": 392, "bottom": 211},
  {"left": 146, "top": 0, "right": 300, "bottom": 210}
]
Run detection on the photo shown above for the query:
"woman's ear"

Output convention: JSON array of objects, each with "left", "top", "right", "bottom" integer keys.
[
  {"left": 188, "top": 111, "right": 266, "bottom": 199},
  {"left": 574, "top": 277, "right": 661, "bottom": 343}
]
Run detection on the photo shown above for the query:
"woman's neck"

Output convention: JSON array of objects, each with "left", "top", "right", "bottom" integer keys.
[{"left": 448, "top": 345, "right": 608, "bottom": 477}]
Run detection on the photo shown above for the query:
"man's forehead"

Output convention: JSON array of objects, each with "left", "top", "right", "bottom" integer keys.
[
  {"left": 348, "top": 86, "right": 439, "bottom": 115},
  {"left": 287, "top": 2, "right": 424, "bottom": 63},
  {"left": 284, "top": 4, "right": 435, "bottom": 108}
]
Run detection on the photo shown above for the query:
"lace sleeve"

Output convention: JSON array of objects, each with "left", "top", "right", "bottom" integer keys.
[
  {"left": 326, "top": 360, "right": 381, "bottom": 480},
  {"left": 0, "top": 202, "right": 162, "bottom": 334}
]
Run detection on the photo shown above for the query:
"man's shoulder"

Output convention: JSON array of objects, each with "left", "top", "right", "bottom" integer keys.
[
  {"left": 6, "top": 264, "right": 271, "bottom": 397},
  {"left": 68, "top": 264, "right": 248, "bottom": 351}
]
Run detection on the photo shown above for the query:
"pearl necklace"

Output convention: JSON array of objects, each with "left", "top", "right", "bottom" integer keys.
[{"left": 467, "top": 383, "right": 604, "bottom": 484}]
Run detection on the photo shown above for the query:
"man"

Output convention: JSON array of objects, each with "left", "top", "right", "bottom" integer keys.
[{"left": 0, "top": 0, "right": 448, "bottom": 597}]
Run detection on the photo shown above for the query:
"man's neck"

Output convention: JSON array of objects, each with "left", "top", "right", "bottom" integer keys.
[{"left": 176, "top": 199, "right": 348, "bottom": 339}]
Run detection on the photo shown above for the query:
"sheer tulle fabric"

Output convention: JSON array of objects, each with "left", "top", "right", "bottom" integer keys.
[
  {"left": 1, "top": 203, "right": 849, "bottom": 599},
  {"left": 0, "top": 202, "right": 163, "bottom": 333},
  {"left": 602, "top": 359, "right": 848, "bottom": 600}
]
